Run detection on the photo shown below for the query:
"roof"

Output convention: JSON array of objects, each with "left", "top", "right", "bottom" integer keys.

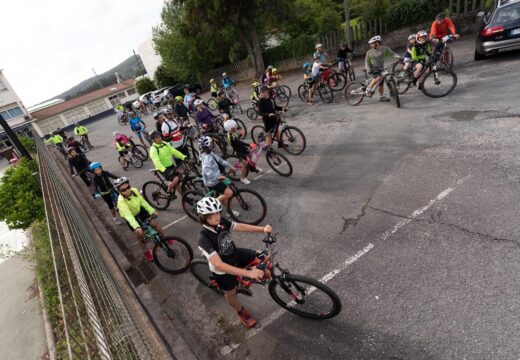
[
  {"left": 27, "top": 98, "right": 65, "bottom": 113},
  {"left": 30, "top": 79, "right": 135, "bottom": 120}
]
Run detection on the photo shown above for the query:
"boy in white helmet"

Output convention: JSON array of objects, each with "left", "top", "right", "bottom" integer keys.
[{"left": 365, "top": 35, "right": 400, "bottom": 101}]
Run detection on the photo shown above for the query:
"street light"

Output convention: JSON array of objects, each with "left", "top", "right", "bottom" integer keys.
[{"left": 0, "top": 112, "right": 31, "bottom": 160}]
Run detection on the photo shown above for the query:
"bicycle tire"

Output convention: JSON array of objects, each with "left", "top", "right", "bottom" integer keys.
[
  {"left": 133, "top": 144, "right": 149, "bottom": 161},
  {"left": 118, "top": 156, "right": 128, "bottom": 170},
  {"left": 344, "top": 81, "right": 365, "bottom": 106},
  {"left": 441, "top": 48, "right": 454, "bottom": 71},
  {"left": 318, "top": 84, "right": 334, "bottom": 103},
  {"left": 207, "top": 98, "right": 218, "bottom": 111},
  {"left": 348, "top": 65, "right": 356, "bottom": 81},
  {"left": 118, "top": 117, "right": 127, "bottom": 126},
  {"left": 130, "top": 155, "right": 143, "bottom": 168},
  {"left": 280, "top": 126, "right": 306, "bottom": 155},
  {"left": 274, "top": 92, "right": 290, "bottom": 108},
  {"left": 234, "top": 118, "right": 248, "bottom": 139},
  {"left": 251, "top": 125, "right": 265, "bottom": 144},
  {"left": 181, "top": 190, "right": 205, "bottom": 222},
  {"left": 142, "top": 181, "right": 171, "bottom": 210},
  {"left": 233, "top": 104, "right": 243, "bottom": 114},
  {"left": 266, "top": 150, "right": 293, "bottom": 177},
  {"left": 190, "top": 258, "right": 224, "bottom": 295},
  {"left": 268, "top": 273, "right": 342, "bottom": 319},
  {"left": 280, "top": 85, "right": 292, "bottom": 98},
  {"left": 387, "top": 79, "right": 401, "bottom": 108},
  {"left": 228, "top": 189, "right": 267, "bottom": 225},
  {"left": 298, "top": 84, "right": 309, "bottom": 103},
  {"left": 421, "top": 69, "right": 457, "bottom": 98},
  {"left": 246, "top": 107, "right": 258, "bottom": 121},
  {"left": 224, "top": 155, "right": 242, "bottom": 182},
  {"left": 328, "top": 72, "right": 347, "bottom": 91},
  {"left": 153, "top": 237, "right": 193, "bottom": 274},
  {"left": 181, "top": 175, "right": 205, "bottom": 194}
]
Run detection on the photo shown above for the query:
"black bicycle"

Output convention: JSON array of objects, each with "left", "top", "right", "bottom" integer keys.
[
  {"left": 298, "top": 79, "right": 334, "bottom": 104},
  {"left": 140, "top": 217, "right": 193, "bottom": 274},
  {"left": 79, "top": 135, "right": 92, "bottom": 152},
  {"left": 251, "top": 112, "right": 306, "bottom": 155},
  {"left": 190, "top": 233, "right": 342, "bottom": 319}
]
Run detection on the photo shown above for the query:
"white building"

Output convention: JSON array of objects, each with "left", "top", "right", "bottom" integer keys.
[{"left": 137, "top": 37, "right": 162, "bottom": 78}]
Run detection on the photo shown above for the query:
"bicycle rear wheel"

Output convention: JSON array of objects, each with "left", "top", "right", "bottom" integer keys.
[
  {"left": 207, "top": 98, "right": 218, "bottom": 111},
  {"left": 298, "top": 84, "right": 309, "bottom": 102},
  {"left": 274, "top": 92, "right": 290, "bottom": 108},
  {"left": 318, "top": 84, "right": 334, "bottom": 103},
  {"left": 181, "top": 175, "right": 205, "bottom": 194},
  {"left": 279, "top": 85, "right": 292, "bottom": 98},
  {"left": 280, "top": 126, "right": 306, "bottom": 155},
  {"left": 246, "top": 107, "right": 258, "bottom": 121},
  {"left": 142, "top": 181, "right": 171, "bottom": 210},
  {"left": 266, "top": 150, "right": 293, "bottom": 177},
  {"left": 153, "top": 237, "right": 193, "bottom": 274},
  {"left": 181, "top": 190, "right": 205, "bottom": 222},
  {"left": 268, "top": 274, "right": 342, "bottom": 319},
  {"left": 190, "top": 258, "right": 224, "bottom": 295},
  {"left": 441, "top": 48, "right": 454, "bottom": 70},
  {"left": 228, "top": 189, "right": 267, "bottom": 225},
  {"left": 344, "top": 81, "right": 365, "bottom": 106},
  {"left": 251, "top": 125, "right": 266, "bottom": 144},
  {"left": 348, "top": 65, "right": 356, "bottom": 81},
  {"left": 234, "top": 118, "right": 248, "bottom": 139},
  {"left": 118, "top": 156, "right": 128, "bottom": 170},
  {"left": 421, "top": 69, "right": 457, "bottom": 98},
  {"left": 386, "top": 79, "right": 401, "bottom": 108},
  {"left": 133, "top": 144, "right": 149, "bottom": 161},
  {"left": 328, "top": 72, "right": 347, "bottom": 91},
  {"left": 130, "top": 155, "right": 143, "bottom": 168}
]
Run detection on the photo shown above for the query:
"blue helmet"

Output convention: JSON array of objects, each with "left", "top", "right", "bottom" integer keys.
[
  {"left": 89, "top": 162, "right": 102, "bottom": 171},
  {"left": 302, "top": 62, "right": 311, "bottom": 70}
]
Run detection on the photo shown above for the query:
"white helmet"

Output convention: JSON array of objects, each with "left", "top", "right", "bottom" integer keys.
[
  {"left": 222, "top": 72, "right": 227, "bottom": 77},
  {"left": 113, "top": 177, "right": 129, "bottom": 189},
  {"left": 198, "top": 136, "right": 212, "bottom": 148},
  {"left": 416, "top": 30, "right": 428, "bottom": 44},
  {"left": 315, "top": 43, "right": 323, "bottom": 49},
  {"left": 194, "top": 99, "right": 204, "bottom": 107},
  {"left": 408, "top": 34, "right": 416, "bottom": 41},
  {"left": 197, "top": 197, "right": 223, "bottom": 215},
  {"left": 368, "top": 35, "right": 381, "bottom": 44},
  {"left": 223, "top": 119, "right": 237, "bottom": 132}
]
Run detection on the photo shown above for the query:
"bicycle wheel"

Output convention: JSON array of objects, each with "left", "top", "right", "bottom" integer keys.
[
  {"left": 142, "top": 181, "right": 171, "bottom": 210},
  {"left": 224, "top": 155, "right": 242, "bottom": 181},
  {"left": 153, "top": 237, "right": 193, "bottom": 274},
  {"left": 348, "top": 65, "right": 356, "bottom": 81},
  {"left": 328, "top": 72, "right": 347, "bottom": 91},
  {"left": 318, "top": 84, "right": 334, "bottom": 103},
  {"left": 344, "top": 81, "right": 365, "bottom": 106},
  {"left": 279, "top": 85, "right": 292, "bottom": 98},
  {"left": 395, "top": 70, "right": 412, "bottom": 95},
  {"left": 130, "top": 155, "right": 143, "bottom": 168},
  {"left": 251, "top": 125, "right": 265, "bottom": 144},
  {"left": 280, "top": 126, "right": 306, "bottom": 155},
  {"left": 118, "top": 117, "right": 127, "bottom": 126},
  {"left": 268, "top": 273, "right": 342, "bottom": 319},
  {"left": 266, "top": 150, "right": 293, "bottom": 177},
  {"left": 233, "top": 104, "right": 243, "bottom": 114},
  {"left": 274, "top": 92, "right": 290, "bottom": 108},
  {"left": 207, "top": 98, "right": 218, "bottom": 111},
  {"left": 421, "top": 69, "right": 457, "bottom": 98},
  {"left": 386, "top": 79, "right": 401, "bottom": 108},
  {"left": 298, "top": 84, "right": 309, "bottom": 103},
  {"left": 118, "top": 156, "right": 128, "bottom": 170},
  {"left": 181, "top": 190, "right": 205, "bottom": 222},
  {"left": 234, "top": 118, "right": 248, "bottom": 139},
  {"left": 181, "top": 175, "right": 205, "bottom": 194},
  {"left": 190, "top": 258, "right": 224, "bottom": 295},
  {"left": 228, "top": 189, "right": 267, "bottom": 225},
  {"left": 133, "top": 145, "right": 149, "bottom": 161},
  {"left": 246, "top": 107, "right": 258, "bottom": 121},
  {"left": 441, "top": 48, "right": 454, "bottom": 70}
]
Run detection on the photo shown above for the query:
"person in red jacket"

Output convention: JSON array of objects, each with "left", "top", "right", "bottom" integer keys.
[{"left": 430, "top": 12, "right": 459, "bottom": 41}]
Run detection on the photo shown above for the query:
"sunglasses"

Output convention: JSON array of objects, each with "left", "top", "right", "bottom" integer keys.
[{"left": 119, "top": 186, "right": 131, "bottom": 192}]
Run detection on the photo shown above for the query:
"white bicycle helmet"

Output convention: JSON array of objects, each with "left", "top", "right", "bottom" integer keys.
[
  {"left": 194, "top": 99, "right": 204, "bottom": 107},
  {"left": 198, "top": 136, "right": 212, "bottom": 148},
  {"left": 315, "top": 43, "right": 323, "bottom": 49},
  {"left": 222, "top": 72, "right": 227, "bottom": 77},
  {"left": 368, "top": 35, "right": 381, "bottom": 44},
  {"left": 223, "top": 119, "right": 237, "bottom": 132},
  {"left": 197, "top": 197, "right": 223, "bottom": 215},
  {"left": 113, "top": 177, "right": 129, "bottom": 189},
  {"left": 416, "top": 30, "right": 428, "bottom": 44},
  {"left": 408, "top": 34, "right": 416, "bottom": 41}
]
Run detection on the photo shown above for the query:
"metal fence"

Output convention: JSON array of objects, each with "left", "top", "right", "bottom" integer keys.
[{"left": 36, "top": 136, "right": 171, "bottom": 359}]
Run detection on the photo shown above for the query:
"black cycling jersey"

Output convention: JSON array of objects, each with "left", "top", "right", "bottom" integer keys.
[
  {"left": 174, "top": 103, "right": 189, "bottom": 118},
  {"left": 68, "top": 153, "right": 90, "bottom": 175},
  {"left": 92, "top": 170, "right": 118, "bottom": 194},
  {"left": 218, "top": 98, "right": 232, "bottom": 114},
  {"left": 337, "top": 47, "right": 354, "bottom": 59},
  {"left": 257, "top": 97, "right": 282, "bottom": 121},
  {"left": 198, "top": 218, "right": 238, "bottom": 265}
]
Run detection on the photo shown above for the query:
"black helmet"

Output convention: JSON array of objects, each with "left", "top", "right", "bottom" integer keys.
[
  {"left": 153, "top": 111, "right": 161, "bottom": 119},
  {"left": 67, "top": 136, "right": 75, "bottom": 142},
  {"left": 149, "top": 130, "right": 162, "bottom": 139},
  {"left": 436, "top": 12, "right": 445, "bottom": 20},
  {"left": 52, "top": 130, "right": 58, "bottom": 135},
  {"left": 66, "top": 147, "right": 76, "bottom": 154}
]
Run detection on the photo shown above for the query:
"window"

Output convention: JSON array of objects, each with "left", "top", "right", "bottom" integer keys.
[
  {"left": 0, "top": 80, "right": 7, "bottom": 92},
  {"left": 492, "top": 2, "right": 520, "bottom": 26},
  {"left": 39, "top": 116, "right": 64, "bottom": 135},
  {"left": 0, "top": 103, "right": 24, "bottom": 121},
  {"left": 108, "top": 95, "right": 121, "bottom": 107},
  {"left": 86, "top": 99, "right": 109, "bottom": 115},
  {"left": 63, "top": 107, "right": 87, "bottom": 123},
  {"left": 126, "top": 87, "right": 136, "bottom": 96}
]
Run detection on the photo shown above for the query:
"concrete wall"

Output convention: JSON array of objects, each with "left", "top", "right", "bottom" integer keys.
[{"left": 137, "top": 37, "right": 161, "bottom": 79}]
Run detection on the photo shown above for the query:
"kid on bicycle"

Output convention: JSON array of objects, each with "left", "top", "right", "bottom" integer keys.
[
  {"left": 196, "top": 196, "right": 272, "bottom": 328},
  {"left": 90, "top": 162, "right": 122, "bottom": 225},
  {"left": 224, "top": 119, "right": 261, "bottom": 185}
]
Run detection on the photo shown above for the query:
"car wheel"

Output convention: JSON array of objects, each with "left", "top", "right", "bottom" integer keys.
[{"left": 474, "top": 49, "right": 485, "bottom": 61}]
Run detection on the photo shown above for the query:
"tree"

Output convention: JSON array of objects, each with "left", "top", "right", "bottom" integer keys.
[
  {"left": 154, "top": 64, "right": 177, "bottom": 88},
  {"left": 0, "top": 158, "right": 44, "bottom": 230},
  {"left": 135, "top": 77, "right": 156, "bottom": 95}
]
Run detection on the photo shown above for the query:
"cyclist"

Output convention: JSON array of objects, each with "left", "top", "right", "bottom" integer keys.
[
  {"left": 258, "top": 85, "right": 287, "bottom": 146},
  {"left": 44, "top": 131, "right": 65, "bottom": 155},
  {"left": 396, "top": 34, "right": 417, "bottom": 82},
  {"left": 161, "top": 111, "right": 187, "bottom": 154},
  {"left": 90, "top": 162, "right": 122, "bottom": 225},
  {"left": 113, "top": 131, "right": 134, "bottom": 164},
  {"left": 217, "top": 91, "right": 233, "bottom": 116},
  {"left": 337, "top": 42, "right": 354, "bottom": 74},
  {"left": 114, "top": 177, "right": 164, "bottom": 262},
  {"left": 66, "top": 136, "right": 84, "bottom": 153},
  {"left": 198, "top": 136, "right": 238, "bottom": 214},
  {"left": 67, "top": 147, "right": 92, "bottom": 192},
  {"left": 128, "top": 111, "right": 149, "bottom": 147},
  {"left": 210, "top": 78, "right": 218, "bottom": 99},
  {"left": 307, "top": 54, "right": 327, "bottom": 105},
  {"left": 251, "top": 82, "right": 261, "bottom": 103},
  {"left": 73, "top": 122, "right": 92, "bottom": 148},
  {"left": 430, "top": 12, "right": 459, "bottom": 42},
  {"left": 221, "top": 72, "right": 235, "bottom": 90},
  {"left": 412, "top": 30, "right": 432, "bottom": 87},
  {"left": 196, "top": 197, "right": 273, "bottom": 328},
  {"left": 149, "top": 130, "right": 187, "bottom": 198},
  {"left": 114, "top": 103, "right": 125, "bottom": 117},
  {"left": 183, "top": 87, "right": 196, "bottom": 110},
  {"left": 314, "top": 43, "right": 328, "bottom": 63},
  {"left": 194, "top": 99, "right": 216, "bottom": 134},
  {"left": 224, "top": 119, "right": 256, "bottom": 184},
  {"left": 174, "top": 95, "right": 190, "bottom": 122},
  {"left": 260, "top": 65, "right": 273, "bottom": 86},
  {"left": 364, "top": 35, "right": 400, "bottom": 102}
]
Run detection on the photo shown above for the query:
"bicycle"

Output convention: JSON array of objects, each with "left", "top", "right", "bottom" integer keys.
[
  {"left": 224, "top": 132, "right": 293, "bottom": 178},
  {"left": 79, "top": 135, "right": 92, "bottom": 152},
  {"left": 344, "top": 63, "right": 401, "bottom": 108},
  {"left": 118, "top": 148, "right": 144, "bottom": 170},
  {"left": 142, "top": 161, "right": 205, "bottom": 210},
  {"left": 269, "top": 86, "right": 290, "bottom": 108},
  {"left": 190, "top": 233, "right": 342, "bottom": 319},
  {"left": 251, "top": 112, "right": 306, "bottom": 155},
  {"left": 126, "top": 137, "right": 149, "bottom": 161},
  {"left": 140, "top": 217, "right": 193, "bottom": 274},
  {"left": 224, "top": 85, "right": 240, "bottom": 103},
  {"left": 181, "top": 179, "right": 267, "bottom": 225},
  {"left": 323, "top": 61, "right": 348, "bottom": 91},
  {"left": 135, "top": 129, "right": 153, "bottom": 147},
  {"left": 336, "top": 54, "right": 356, "bottom": 82},
  {"left": 298, "top": 79, "right": 334, "bottom": 104},
  {"left": 117, "top": 111, "right": 129, "bottom": 126}
]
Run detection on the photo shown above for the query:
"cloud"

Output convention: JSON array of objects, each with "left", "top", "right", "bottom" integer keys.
[{"left": 0, "top": 0, "right": 164, "bottom": 106}]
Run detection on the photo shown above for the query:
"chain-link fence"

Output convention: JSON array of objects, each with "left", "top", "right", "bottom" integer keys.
[{"left": 36, "top": 136, "right": 172, "bottom": 359}]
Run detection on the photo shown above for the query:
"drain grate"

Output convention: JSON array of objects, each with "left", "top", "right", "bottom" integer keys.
[
  {"left": 125, "top": 266, "right": 146, "bottom": 287},
  {"left": 138, "top": 260, "right": 157, "bottom": 282}
]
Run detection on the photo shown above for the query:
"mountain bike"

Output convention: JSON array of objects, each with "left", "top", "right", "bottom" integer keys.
[
  {"left": 335, "top": 54, "right": 356, "bottom": 81},
  {"left": 79, "top": 135, "right": 92, "bottom": 152},
  {"left": 344, "top": 63, "right": 400, "bottom": 108},
  {"left": 118, "top": 149, "right": 143, "bottom": 170},
  {"left": 224, "top": 132, "right": 293, "bottom": 178},
  {"left": 190, "top": 233, "right": 342, "bottom": 319},
  {"left": 140, "top": 217, "right": 193, "bottom": 274},
  {"left": 270, "top": 86, "right": 290, "bottom": 107},
  {"left": 225, "top": 86, "right": 240, "bottom": 103},
  {"left": 251, "top": 112, "right": 306, "bottom": 155},
  {"left": 321, "top": 66, "right": 347, "bottom": 91},
  {"left": 181, "top": 179, "right": 267, "bottom": 225},
  {"left": 246, "top": 100, "right": 259, "bottom": 121},
  {"left": 298, "top": 80, "right": 334, "bottom": 104},
  {"left": 117, "top": 111, "right": 129, "bottom": 126}
]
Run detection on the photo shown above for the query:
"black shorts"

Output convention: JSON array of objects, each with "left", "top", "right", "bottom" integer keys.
[
  {"left": 263, "top": 117, "right": 278, "bottom": 134},
  {"left": 208, "top": 181, "right": 228, "bottom": 196},
  {"left": 78, "top": 172, "right": 91, "bottom": 187},
  {"left": 101, "top": 193, "right": 115, "bottom": 210},
  {"left": 211, "top": 91, "right": 217, "bottom": 98},
  {"left": 161, "top": 165, "right": 178, "bottom": 181},
  {"left": 212, "top": 248, "right": 258, "bottom": 291},
  {"left": 125, "top": 207, "right": 151, "bottom": 231}
]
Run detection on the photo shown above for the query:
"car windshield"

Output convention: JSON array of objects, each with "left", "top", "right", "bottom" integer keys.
[{"left": 492, "top": 2, "right": 520, "bottom": 26}]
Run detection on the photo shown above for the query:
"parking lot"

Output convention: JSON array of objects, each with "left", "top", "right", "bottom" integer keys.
[{"left": 79, "top": 38, "right": 520, "bottom": 359}]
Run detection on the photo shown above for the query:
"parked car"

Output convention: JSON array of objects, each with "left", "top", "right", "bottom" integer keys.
[
  {"left": 474, "top": 0, "right": 520, "bottom": 60},
  {"left": 167, "top": 83, "right": 202, "bottom": 98}
]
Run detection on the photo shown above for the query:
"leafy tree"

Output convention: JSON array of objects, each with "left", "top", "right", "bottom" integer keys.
[
  {"left": 154, "top": 64, "right": 177, "bottom": 88},
  {"left": 0, "top": 158, "right": 44, "bottom": 230},
  {"left": 135, "top": 77, "right": 157, "bottom": 95},
  {"left": 282, "top": 0, "right": 343, "bottom": 38},
  {"left": 18, "top": 135, "right": 36, "bottom": 154}
]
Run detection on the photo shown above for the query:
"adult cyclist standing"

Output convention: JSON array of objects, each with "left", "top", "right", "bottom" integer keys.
[{"left": 74, "top": 122, "right": 92, "bottom": 148}]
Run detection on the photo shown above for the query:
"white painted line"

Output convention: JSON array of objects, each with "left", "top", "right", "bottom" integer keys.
[
  {"left": 253, "top": 169, "right": 273, "bottom": 180},
  {"left": 163, "top": 215, "right": 188, "bottom": 230},
  {"left": 220, "top": 343, "right": 240, "bottom": 356}
]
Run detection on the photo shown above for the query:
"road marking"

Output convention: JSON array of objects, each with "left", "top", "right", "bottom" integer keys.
[
  {"left": 253, "top": 169, "right": 273, "bottom": 180},
  {"left": 163, "top": 215, "right": 188, "bottom": 230},
  {"left": 220, "top": 176, "right": 470, "bottom": 355}
]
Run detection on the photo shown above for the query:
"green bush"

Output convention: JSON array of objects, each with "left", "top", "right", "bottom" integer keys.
[
  {"left": 18, "top": 135, "right": 36, "bottom": 154},
  {"left": 135, "top": 77, "right": 157, "bottom": 95},
  {"left": 385, "top": 0, "right": 445, "bottom": 32},
  {"left": 263, "top": 35, "right": 316, "bottom": 66}
]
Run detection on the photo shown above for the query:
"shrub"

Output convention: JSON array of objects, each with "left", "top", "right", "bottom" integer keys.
[{"left": 135, "top": 77, "right": 157, "bottom": 95}]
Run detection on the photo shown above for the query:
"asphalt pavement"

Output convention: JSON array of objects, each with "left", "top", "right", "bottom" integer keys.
[{"left": 77, "top": 37, "right": 520, "bottom": 359}]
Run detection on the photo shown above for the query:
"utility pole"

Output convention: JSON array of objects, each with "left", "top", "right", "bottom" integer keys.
[
  {"left": 344, "top": 0, "right": 353, "bottom": 49},
  {"left": 0, "top": 113, "right": 31, "bottom": 160}
]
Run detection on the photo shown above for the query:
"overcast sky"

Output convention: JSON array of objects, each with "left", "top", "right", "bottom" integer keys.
[{"left": 0, "top": 0, "right": 164, "bottom": 107}]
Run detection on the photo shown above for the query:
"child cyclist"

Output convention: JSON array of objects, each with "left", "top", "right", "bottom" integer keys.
[
  {"left": 114, "top": 177, "right": 165, "bottom": 262},
  {"left": 196, "top": 196, "right": 273, "bottom": 328},
  {"left": 90, "top": 162, "right": 122, "bottom": 225}
]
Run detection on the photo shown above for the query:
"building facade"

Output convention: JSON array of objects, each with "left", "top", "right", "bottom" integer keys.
[{"left": 137, "top": 37, "right": 161, "bottom": 79}]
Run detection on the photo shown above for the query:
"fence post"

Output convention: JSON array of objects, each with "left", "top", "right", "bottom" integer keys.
[{"left": 456, "top": 0, "right": 461, "bottom": 15}]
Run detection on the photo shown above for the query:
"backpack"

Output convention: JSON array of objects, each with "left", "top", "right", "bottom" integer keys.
[{"left": 129, "top": 117, "right": 142, "bottom": 132}]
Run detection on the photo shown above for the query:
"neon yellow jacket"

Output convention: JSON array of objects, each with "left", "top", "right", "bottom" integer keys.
[
  {"left": 150, "top": 142, "right": 186, "bottom": 172},
  {"left": 210, "top": 81, "right": 217, "bottom": 93},
  {"left": 74, "top": 126, "right": 88, "bottom": 136},
  {"left": 44, "top": 134, "right": 64, "bottom": 145},
  {"left": 117, "top": 188, "right": 155, "bottom": 229}
]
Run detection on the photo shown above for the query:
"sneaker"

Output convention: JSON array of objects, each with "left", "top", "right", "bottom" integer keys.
[
  {"left": 255, "top": 166, "right": 263, "bottom": 173},
  {"left": 144, "top": 249, "right": 154, "bottom": 262},
  {"left": 167, "top": 191, "right": 177, "bottom": 200},
  {"left": 277, "top": 142, "right": 288, "bottom": 149},
  {"left": 231, "top": 210, "right": 240, "bottom": 217},
  {"left": 240, "top": 177, "right": 251, "bottom": 185},
  {"left": 113, "top": 217, "right": 122, "bottom": 225},
  {"left": 380, "top": 95, "right": 390, "bottom": 102},
  {"left": 237, "top": 307, "right": 256, "bottom": 328}
]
